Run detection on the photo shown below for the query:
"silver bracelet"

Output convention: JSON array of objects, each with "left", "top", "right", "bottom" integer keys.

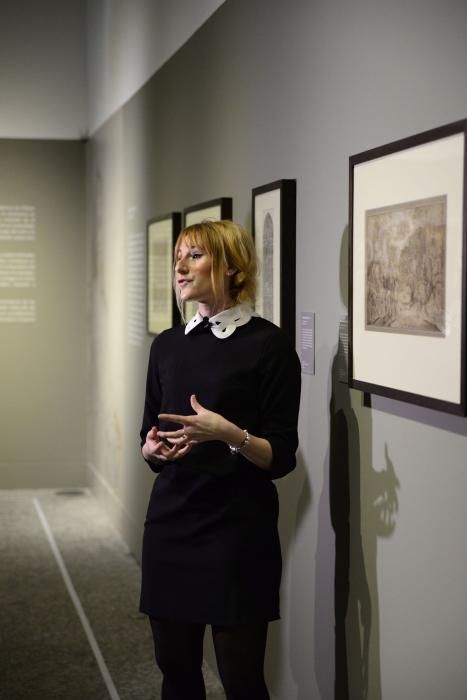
[{"left": 228, "top": 429, "right": 250, "bottom": 454}]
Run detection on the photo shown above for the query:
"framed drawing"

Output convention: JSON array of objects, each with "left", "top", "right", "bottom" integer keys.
[
  {"left": 182, "top": 197, "right": 233, "bottom": 319},
  {"left": 146, "top": 212, "right": 181, "bottom": 335},
  {"left": 252, "top": 179, "right": 296, "bottom": 341},
  {"left": 349, "top": 118, "right": 467, "bottom": 414}
]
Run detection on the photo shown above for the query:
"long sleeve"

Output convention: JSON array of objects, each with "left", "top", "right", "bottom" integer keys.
[
  {"left": 138, "top": 319, "right": 301, "bottom": 479},
  {"left": 140, "top": 337, "right": 164, "bottom": 473},
  {"left": 256, "top": 330, "right": 301, "bottom": 479}
]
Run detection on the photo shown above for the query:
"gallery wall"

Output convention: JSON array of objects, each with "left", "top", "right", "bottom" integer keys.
[
  {"left": 0, "top": 0, "right": 234, "bottom": 493},
  {"left": 0, "top": 140, "right": 86, "bottom": 488},
  {"left": 86, "top": 0, "right": 227, "bottom": 133},
  {"left": 0, "top": 0, "right": 87, "bottom": 139},
  {"left": 86, "top": 0, "right": 467, "bottom": 698},
  {"left": 0, "top": 0, "right": 227, "bottom": 140}
]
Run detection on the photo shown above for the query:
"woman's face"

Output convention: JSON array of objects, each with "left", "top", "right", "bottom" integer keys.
[{"left": 175, "top": 237, "right": 216, "bottom": 306}]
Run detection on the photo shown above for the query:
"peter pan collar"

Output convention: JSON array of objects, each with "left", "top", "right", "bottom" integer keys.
[{"left": 185, "top": 303, "right": 257, "bottom": 339}]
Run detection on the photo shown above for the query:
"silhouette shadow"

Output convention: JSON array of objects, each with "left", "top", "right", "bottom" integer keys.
[
  {"left": 329, "top": 226, "right": 400, "bottom": 699},
  {"left": 330, "top": 354, "right": 371, "bottom": 699},
  {"left": 266, "top": 453, "right": 311, "bottom": 695}
]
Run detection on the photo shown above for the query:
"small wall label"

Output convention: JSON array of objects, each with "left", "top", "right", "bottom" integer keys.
[{"left": 300, "top": 312, "right": 315, "bottom": 375}]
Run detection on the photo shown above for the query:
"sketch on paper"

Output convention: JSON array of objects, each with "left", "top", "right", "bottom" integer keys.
[
  {"left": 148, "top": 235, "right": 171, "bottom": 317},
  {"left": 365, "top": 195, "right": 446, "bottom": 335},
  {"left": 262, "top": 212, "right": 274, "bottom": 322}
]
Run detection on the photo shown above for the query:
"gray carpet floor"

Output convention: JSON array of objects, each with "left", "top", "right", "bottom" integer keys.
[{"left": 0, "top": 489, "right": 224, "bottom": 699}]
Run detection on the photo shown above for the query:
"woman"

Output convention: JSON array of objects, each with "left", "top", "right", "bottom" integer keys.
[{"left": 140, "top": 220, "right": 301, "bottom": 700}]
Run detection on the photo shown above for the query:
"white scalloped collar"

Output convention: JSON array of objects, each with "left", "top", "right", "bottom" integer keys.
[{"left": 185, "top": 303, "right": 257, "bottom": 339}]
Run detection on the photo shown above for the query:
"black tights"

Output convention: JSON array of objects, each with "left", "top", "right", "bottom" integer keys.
[{"left": 149, "top": 617, "right": 270, "bottom": 700}]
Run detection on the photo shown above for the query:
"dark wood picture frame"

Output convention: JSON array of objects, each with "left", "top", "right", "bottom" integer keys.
[
  {"left": 146, "top": 212, "right": 181, "bottom": 335},
  {"left": 252, "top": 179, "right": 296, "bottom": 342},
  {"left": 349, "top": 119, "right": 467, "bottom": 414}
]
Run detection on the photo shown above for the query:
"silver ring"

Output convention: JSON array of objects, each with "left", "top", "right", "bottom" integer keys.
[{"left": 182, "top": 433, "right": 188, "bottom": 441}]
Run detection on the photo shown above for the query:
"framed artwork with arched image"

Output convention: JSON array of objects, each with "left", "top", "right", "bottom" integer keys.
[{"left": 252, "top": 179, "right": 296, "bottom": 342}]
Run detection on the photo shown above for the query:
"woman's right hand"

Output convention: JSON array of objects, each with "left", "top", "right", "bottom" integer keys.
[{"left": 142, "top": 426, "right": 192, "bottom": 463}]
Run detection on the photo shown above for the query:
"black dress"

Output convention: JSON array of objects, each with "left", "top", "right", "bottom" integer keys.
[{"left": 139, "top": 315, "right": 301, "bottom": 624}]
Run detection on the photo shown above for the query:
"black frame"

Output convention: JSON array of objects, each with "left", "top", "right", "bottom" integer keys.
[
  {"left": 183, "top": 197, "right": 233, "bottom": 226},
  {"left": 146, "top": 212, "right": 181, "bottom": 335},
  {"left": 181, "top": 197, "right": 233, "bottom": 320},
  {"left": 349, "top": 119, "right": 467, "bottom": 414},
  {"left": 252, "top": 179, "right": 296, "bottom": 342}
]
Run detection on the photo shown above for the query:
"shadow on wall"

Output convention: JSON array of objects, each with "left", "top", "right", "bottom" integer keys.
[
  {"left": 329, "top": 226, "right": 400, "bottom": 699},
  {"left": 265, "top": 455, "right": 311, "bottom": 696}
]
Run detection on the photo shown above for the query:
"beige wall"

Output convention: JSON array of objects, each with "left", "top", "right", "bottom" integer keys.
[
  {"left": 85, "top": 115, "right": 156, "bottom": 547},
  {"left": 0, "top": 140, "right": 86, "bottom": 488}
]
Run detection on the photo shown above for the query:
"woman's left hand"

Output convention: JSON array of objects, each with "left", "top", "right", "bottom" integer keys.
[{"left": 158, "top": 394, "right": 228, "bottom": 445}]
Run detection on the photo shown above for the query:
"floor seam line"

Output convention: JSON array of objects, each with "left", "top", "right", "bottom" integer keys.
[{"left": 32, "top": 497, "right": 121, "bottom": 700}]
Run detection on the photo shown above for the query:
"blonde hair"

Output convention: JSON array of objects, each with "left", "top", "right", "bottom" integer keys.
[{"left": 174, "top": 220, "right": 257, "bottom": 315}]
